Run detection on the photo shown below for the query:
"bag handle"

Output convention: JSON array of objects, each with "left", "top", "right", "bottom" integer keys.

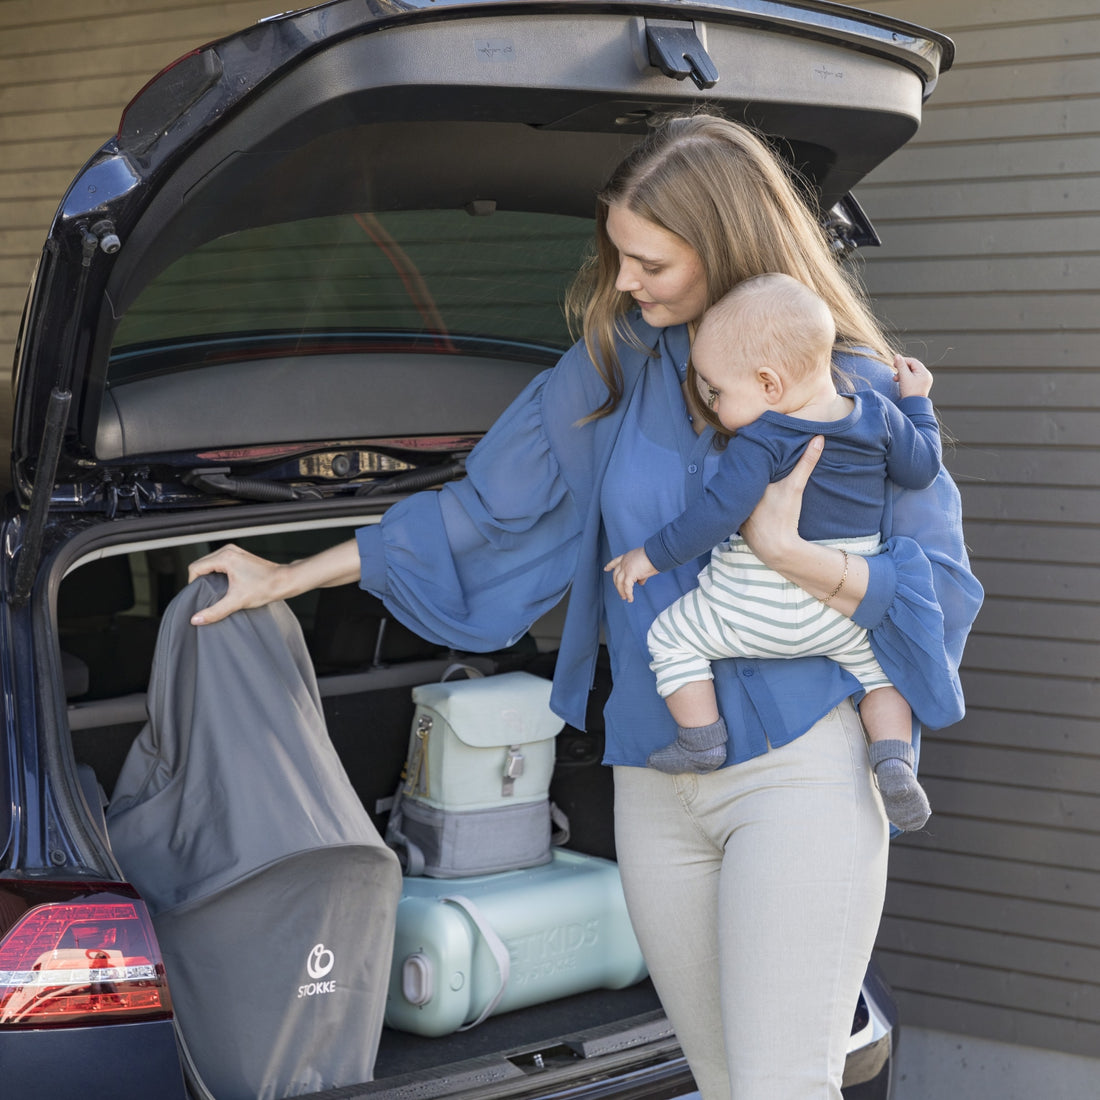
[
  {"left": 440, "top": 662, "right": 485, "bottom": 682},
  {"left": 441, "top": 894, "right": 511, "bottom": 1029}
]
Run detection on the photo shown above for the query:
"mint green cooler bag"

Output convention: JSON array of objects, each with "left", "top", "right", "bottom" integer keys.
[{"left": 385, "top": 671, "right": 567, "bottom": 877}]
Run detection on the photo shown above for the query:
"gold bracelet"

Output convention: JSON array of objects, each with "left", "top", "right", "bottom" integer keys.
[{"left": 821, "top": 549, "right": 849, "bottom": 606}]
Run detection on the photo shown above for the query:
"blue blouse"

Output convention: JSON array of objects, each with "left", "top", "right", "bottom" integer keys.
[{"left": 357, "top": 315, "right": 983, "bottom": 767}]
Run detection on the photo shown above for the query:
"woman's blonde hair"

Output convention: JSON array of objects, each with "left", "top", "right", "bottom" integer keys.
[{"left": 565, "top": 113, "right": 895, "bottom": 421}]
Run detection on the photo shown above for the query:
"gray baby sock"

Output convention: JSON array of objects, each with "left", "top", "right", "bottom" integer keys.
[
  {"left": 868, "top": 739, "right": 931, "bottom": 831},
  {"left": 647, "top": 717, "right": 728, "bottom": 774}
]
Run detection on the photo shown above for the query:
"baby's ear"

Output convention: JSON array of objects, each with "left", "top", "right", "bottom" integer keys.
[{"left": 759, "top": 367, "right": 784, "bottom": 403}]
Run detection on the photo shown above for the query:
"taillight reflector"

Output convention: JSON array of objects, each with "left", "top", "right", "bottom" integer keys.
[{"left": 0, "top": 884, "right": 172, "bottom": 1028}]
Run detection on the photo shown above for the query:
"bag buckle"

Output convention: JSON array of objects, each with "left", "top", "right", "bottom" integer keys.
[
  {"left": 406, "top": 714, "right": 432, "bottom": 795},
  {"left": 502, "top": 745, "right": 525, "bottom": 796}
]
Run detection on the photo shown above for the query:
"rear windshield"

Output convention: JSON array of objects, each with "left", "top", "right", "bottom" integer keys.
[{"left": 110, "top": 210, "right": 595, "bottom": 381}]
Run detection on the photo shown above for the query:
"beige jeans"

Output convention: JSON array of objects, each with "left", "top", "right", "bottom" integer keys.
[{"left": 613, "top": 699, "right": 889, "bottom": 1100}]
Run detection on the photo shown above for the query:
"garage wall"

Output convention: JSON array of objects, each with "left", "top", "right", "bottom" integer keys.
[
  {"left": 856, "top": 0, "right": 1100, "bottom": 1059},
  {"left": 0, "top": 0, "right": 276, "bottom": 447}
]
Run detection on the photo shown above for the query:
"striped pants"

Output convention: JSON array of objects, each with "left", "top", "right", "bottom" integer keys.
[{"left": 648, "top": 535, "right": 891, "bottom": 699}]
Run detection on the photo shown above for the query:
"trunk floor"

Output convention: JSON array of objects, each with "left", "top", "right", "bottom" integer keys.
[{"left": 374, "top": 979, "right": 662, "bottom": 1078}]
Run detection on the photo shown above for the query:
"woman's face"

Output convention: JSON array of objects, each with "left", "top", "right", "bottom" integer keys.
[{"left": 605, "top": 204, "right": 708, "bottom": 329}]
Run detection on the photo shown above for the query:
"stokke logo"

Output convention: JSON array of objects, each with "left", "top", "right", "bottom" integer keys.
[
  {"left": 307, "top": 943, "right": 335, "bottom": 979},
  {"left": 298, "top": 943, "right": 336, "bottom": 998}
]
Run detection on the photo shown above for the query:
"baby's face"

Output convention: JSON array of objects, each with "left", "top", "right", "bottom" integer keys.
[{"left": 691, "top": 327, "right": 772, "bottom": 433}]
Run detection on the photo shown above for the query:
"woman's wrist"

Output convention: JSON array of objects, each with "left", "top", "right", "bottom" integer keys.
[
  {"left": 282, "top": 539, "right": 363, "bottom": 600},
  {"left": 763, "top": 539, "right": 868, "bottom": 619}
]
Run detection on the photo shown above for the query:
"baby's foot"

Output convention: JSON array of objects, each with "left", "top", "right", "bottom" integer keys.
[
  {"left": 647, "top": 718, "right": 727, "bottom": 774},
  {"left": 868, "top": 740, "right": 931, "bottom": 831}
]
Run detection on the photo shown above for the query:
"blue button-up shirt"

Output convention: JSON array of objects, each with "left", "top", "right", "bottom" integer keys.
[{"left": 357, "top": 316, "right": 982, "bottom": 767}]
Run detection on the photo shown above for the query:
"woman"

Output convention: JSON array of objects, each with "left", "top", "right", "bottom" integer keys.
[{"left": 190, "top": 115, "right": 981, "bottom": 1099}]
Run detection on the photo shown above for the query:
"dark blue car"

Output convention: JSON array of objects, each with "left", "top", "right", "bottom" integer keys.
[{"left": 1, "top": 2, "right": 952, "bottom": 1097}]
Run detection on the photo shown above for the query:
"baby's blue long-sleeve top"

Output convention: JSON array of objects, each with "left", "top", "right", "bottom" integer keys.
[
  {"left": 356, "top": 316, "right": 983, "bottom": 766},
  {"left": 643, "top": 391, "right": 942, "bottom": 573}
]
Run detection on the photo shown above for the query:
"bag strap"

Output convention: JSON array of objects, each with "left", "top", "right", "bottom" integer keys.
[
  {"left": 383, "top": 785, "right": 426, "bottom": 876},
  {"left": 550, "top": 801, "right": 570, "bottom": 847},
  {"left": 440, "top": 894, "right": 511, "bottom": 1030}
]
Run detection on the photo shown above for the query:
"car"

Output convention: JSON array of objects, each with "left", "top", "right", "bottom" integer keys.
[{"left": 1, "top": 1, "right": 952, "bottom": 1097}]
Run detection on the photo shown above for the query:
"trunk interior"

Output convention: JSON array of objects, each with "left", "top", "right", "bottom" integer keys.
[{"left": 58, "top": 520, "right": 670, "bottom": 1093}]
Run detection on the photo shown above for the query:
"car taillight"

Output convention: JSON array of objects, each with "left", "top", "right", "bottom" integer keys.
[{"left": 0, "top": 882, "right": 172, "bottom": 1028}]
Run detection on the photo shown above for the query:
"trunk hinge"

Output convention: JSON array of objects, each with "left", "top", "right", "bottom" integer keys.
[{"left": 11, "top": 221, "right": 121, "bottom": 607}]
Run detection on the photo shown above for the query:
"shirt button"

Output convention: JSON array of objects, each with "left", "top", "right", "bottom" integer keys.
[
  {"left": 687, "top": 463, "right": 698, "bottom": 474},
  {"left": 742, "top": 667, "right": 755, "bottom": 678}
]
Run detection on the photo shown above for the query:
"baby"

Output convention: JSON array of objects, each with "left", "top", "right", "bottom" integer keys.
[{"left": 606, "top": 273, "right": 943, "bottom": 831}]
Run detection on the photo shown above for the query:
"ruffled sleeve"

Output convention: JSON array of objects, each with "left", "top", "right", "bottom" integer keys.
[
  {"left": 357, "top": 369, "right": 583, "bottom": 652},
  {"left": 847, "top": 365, "right": 984, "bottom": 728}
]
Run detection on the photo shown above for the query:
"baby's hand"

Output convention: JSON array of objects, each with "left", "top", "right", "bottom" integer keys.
[
  {"left": 604, "top": 547, "right": 658, "bottom": 602},
  {"left": 894, "top": 353, "right": 933, "bottom": 399}
]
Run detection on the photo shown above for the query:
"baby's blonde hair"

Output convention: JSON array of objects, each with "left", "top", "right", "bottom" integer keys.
[{"left": 698, "top": 273, "right": 836, "bottom": 387}]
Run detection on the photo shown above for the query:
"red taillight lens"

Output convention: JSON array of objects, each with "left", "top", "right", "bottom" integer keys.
[{"left": 0, "top": 883, "right": 172, "bottom": 1028}]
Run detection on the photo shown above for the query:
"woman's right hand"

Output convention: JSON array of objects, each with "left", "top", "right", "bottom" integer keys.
[
  {"left": 740, "top": 436, "right": 869, "bottom": 618},
  {"left": 187, "top": 537, "right": 362, "bottom": 625},
  {"left": 740, "top": 435, "right": 823, "bottom": 570},
  {"left": 187, "top": 544, "right": 289, "bottom": 625}
]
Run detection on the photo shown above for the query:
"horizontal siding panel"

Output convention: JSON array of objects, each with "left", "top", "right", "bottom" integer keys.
[
  {"left": 952, "top": 484, "right": 1100, "bottom": 523},
  {"left": 929, "top": 56, "right": 1100, "bottom": 107},
  {"left": 923, "top": 94, "right": 1100, "bottom": 144},
  {"left": 918, "top": 776, "right": 1100, "bottom": 833},
  {"left": 868, "top": 293, "right": 1098, "bottom": 332},
  {"left": 960, "top": 669, "right": 1098, "bottom": 721},
  {"left": 931, "top": 373, "right": 1100, "bottom": 408},
  {"left": 0, "top": 169, "right": 93, "bottom": 207},
  {"left": 876, "top": 952, "right": 1100, "bottom": 1023},
  {"left": 0, "top": 6, "right": 271, "bottom": 57},
  {"left": 859, "top": 174, "right": 1100, "bottom": 221},
  {"left": 0, "top": 138, "right": 109, "bottom": 174},
  {"left": 887, "top": 989, "right": 1100, "bottom": 1061},
  {"left": 948, "top": 709, "right": 1097, "bottom": 754},
  {"left": 878, "top": 919, "right": 1100, "bottom": 999},
  {"left": 0, "top": 44, "right": 197, "bottom": 90},
  {"left": 889, "top": 844, "right": 1100, "bottom": 909},
  {"left": 946, "top": 448, "right": 1100, "bottom": 488},
  {"left": 864, "top": 256, "right": 1100, "bottom": 295},
  {"left": 0, "top": 313, "right": 22, "bottom": 348},
  {"left": 861, "top": 0, "right": 1100, "bottom": 28},
  {"left": 862, "top": 136, "right": 1100, "bottom": 184},
  {"left": 866, "top": 215, "right": 1100, "bottom": 258},
  {"left": 0, "top": 229, "right": 49, "bottom": 257},
  {"left": 972, "top": 594, "right": 1100, "bottom": 639},
  {"left": 0, "top": 0, "right": 249, "bottom": 25},
  {"left": 949, "top": 450, "right": 1100, "bottom": 491},
  {"left": 919, "top": 745, "right": 1100, "bottom": 801},
  {"left": 0, "top": 107, "right": 120, "bottom": 144},
  {"left": 899, "top": 814, "right": 1100, "bottom": 879},
  {"left": 0, "top": 75, "right": 150, "bottom": 115},
  {"left": 879, "top": 333, "right": 1099, "bottom": 369},
  {"left": 885, "top": 880, "right": 1100, "bottom": 946},
  {"left": 943, "top": 21, "right": 1100, "bottom": 68},
  {"left": 939, "top": 410, "right": 1098, "bottom": 447},
  {"left": 962, "top": 634, "right": 1099, "bottom": 680}
]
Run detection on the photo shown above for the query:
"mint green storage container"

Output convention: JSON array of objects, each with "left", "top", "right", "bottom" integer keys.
[{"left": 385, "top": 849, "right": 648, "bottom": 1036}]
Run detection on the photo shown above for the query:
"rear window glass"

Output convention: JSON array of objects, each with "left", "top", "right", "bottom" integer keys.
[{"left": 109, "top": 210, "right": 594, "bottom": 381}]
